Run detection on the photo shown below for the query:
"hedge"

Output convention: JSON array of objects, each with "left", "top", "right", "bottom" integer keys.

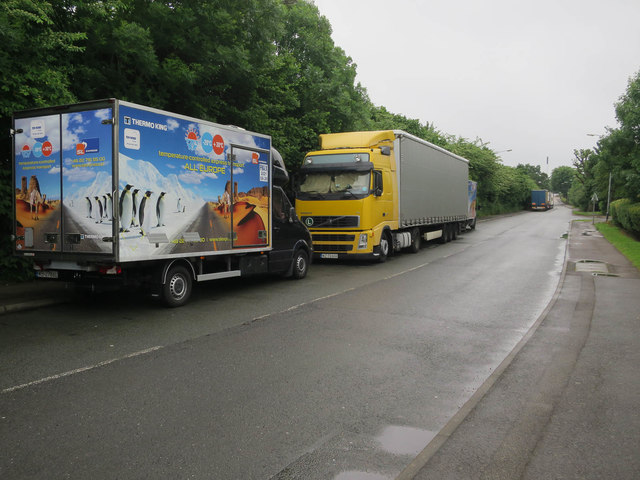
[{"left": 610, "top": 198, "right": 640, "bottom": 236}]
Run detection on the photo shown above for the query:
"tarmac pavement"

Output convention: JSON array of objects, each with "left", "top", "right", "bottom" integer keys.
[
  {"left": 2, "top": 217, "right": 639, "bottom": 479},
  {"left": 401, "top": 218, "right": 640, "bottom": 479}
]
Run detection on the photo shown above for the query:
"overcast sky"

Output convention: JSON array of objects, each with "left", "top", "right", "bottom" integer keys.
[{"left": 312, "top": 0, "right": 640, "bottom": 172}]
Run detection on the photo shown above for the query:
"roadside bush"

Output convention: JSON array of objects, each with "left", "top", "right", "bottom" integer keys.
[
  {"left": 0, "top": 169, "right": 33, "bottom": 283},
  {"left": 610, "top": 198, "right": 640, "bottom": 236}
]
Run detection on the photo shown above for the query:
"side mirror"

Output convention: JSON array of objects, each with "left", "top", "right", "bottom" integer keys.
[
  {"left": 373, "top": 170, "right": 383, "bottom": 196},
  {"left": 289, "top": 206, "right": 297, "bottom": 223}
]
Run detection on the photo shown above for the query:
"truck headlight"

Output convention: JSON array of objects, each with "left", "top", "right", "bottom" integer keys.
[{"left": 358, "top": 233, "right": 368, "bottom": 250}]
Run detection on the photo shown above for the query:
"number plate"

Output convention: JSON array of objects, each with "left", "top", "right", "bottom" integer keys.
[
  {"left": 36, "top": 270, "right": 58, "bottom": 279},
  {"left": 320, "top": 253, "right": 339, "bottom": 259}
]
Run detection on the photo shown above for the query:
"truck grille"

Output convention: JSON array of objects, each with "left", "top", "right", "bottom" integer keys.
[
  {"left": 312, "top": 234, "right": 355, "bottom": 242},
  {"left": 301, "top": 215, "right": 359, "bottom": 228},
  {"left": 314, "top": 244, "right": 353, "bottom": 252}
]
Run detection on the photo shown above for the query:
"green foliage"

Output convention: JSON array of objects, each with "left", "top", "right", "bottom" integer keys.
[
  {"left": 0, "top": 168, "right": 32, "bottom": 282},
  {"left": 568, "top": 179, "right": 588, "bottom": 211},
  {"left": 551, "top": 166, "right": 575, "bottom": 198},
  {"left": 369, "top": 106, "right": 447, "bottom": 146},
  {"left": 579, "top": 70, "right": 640, "bottom": 213},
  {"left": 595, "top": 222, "right": 640, "bottom": 271},
  {"left": 610, "top": 198, "right": 640, "bottom": 235},
  {"left": 0, "top": 0, "right": 565, "bottom": 280},
  {"left": 515, "top": 164, "right": 549, "bottom": 189}
]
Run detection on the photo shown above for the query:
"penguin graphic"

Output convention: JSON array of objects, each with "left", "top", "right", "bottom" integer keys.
[
  {"left": 156, "top": 192, "right": 167, "bottom": 227},
  {"left": 139, "top": 191, "right": 153, "bottom": 236},
  {"left": 94, "top": 196, "right": 104, "bottom": 223},
  {"left": 106, "top": 193, "right": 113, "bottom": 221},
  {"left": 177, "top": 197, "right": 182, "bottom": 213},
  {"left": 102, "top": 195, "right": 108, "bottom": 219},
  {"left": 85, "top": 196, "right": 92, "bottom": 218},
  {"left": 119, "top": 184, "right": 134, "bottom": 232},
  {"left": 131, "top": 189, "right": 140, "bottom": 227}
]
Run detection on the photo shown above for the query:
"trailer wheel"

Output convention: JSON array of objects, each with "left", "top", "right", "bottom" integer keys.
[
  {"left": 438, "top": 225, "right": 449, "bottom": 244},
  {"left": 451, "top": 223, "right": 458, "bottom": 241},
  {"left": 470, "top": 217, "right": 477, "bottom": 230},
  {"left": 408, "top": 228, "right": 421, "bottom": 253},
  {"left": 162, "top": 265, "right": 192, "bottom": 308},
  {"left": 291, "top": 249, "right": 309, "bottom": 279},
  {"left": 378, "top": 232, "right": 391, "bottom": 262}
]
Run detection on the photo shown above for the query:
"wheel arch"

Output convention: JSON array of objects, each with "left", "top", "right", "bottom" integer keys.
[
  {"left": 285, "top": 239, "right": 313, "bottom": 277},
  {"left": 160, "top": 258, "right": 196, "bottom": 285}
]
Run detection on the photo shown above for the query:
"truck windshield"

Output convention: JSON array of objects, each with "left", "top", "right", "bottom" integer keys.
[{"left": 298, "top": 171, "right": 371, "bottom": 199}]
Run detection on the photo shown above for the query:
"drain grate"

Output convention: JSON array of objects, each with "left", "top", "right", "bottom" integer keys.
[{"left": 575, "top": 259, "right": 609, "bottom": 273}]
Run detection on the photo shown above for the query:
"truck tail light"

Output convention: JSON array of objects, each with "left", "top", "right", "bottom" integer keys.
[{"left": 99, "top": 266, "right": 122, "bottom": 275}]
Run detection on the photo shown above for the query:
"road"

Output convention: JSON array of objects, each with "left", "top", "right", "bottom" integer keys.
[{"left": 0, "top": 206, "right": 573, "bottom": 479}]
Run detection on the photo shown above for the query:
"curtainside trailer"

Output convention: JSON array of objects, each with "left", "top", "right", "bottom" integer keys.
[{"left": 295, "top": 130, "right": 474, "bottom": 261}]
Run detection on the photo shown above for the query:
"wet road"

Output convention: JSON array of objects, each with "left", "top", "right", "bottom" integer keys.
[{"left": 0, "top": 206, "right": 573, "bottom": 479}]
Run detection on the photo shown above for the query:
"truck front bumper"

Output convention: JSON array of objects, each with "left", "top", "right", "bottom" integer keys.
[{"left": 310, "top": 230, "right": 379, "bottom": 260}]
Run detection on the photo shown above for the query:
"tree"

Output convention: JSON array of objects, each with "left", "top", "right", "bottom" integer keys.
[
  {"left": 515, "top": 164, "right": 549, "bottom": 189},
  {"left": 369, "top": 106, "right": 447, "bottom": 146},
  {"left": 551, "top": 166, "right": 575, "bottom": 198},
  {"left": 590, "top": 71, "right": 640, "bottom": 203}
]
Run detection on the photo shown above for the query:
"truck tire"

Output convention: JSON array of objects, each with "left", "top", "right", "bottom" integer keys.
[
  {"left": 470, "top": 217, "right": 477, "bottom": 230},
  {"left": 408, "top": 227, "right": 421, "bottom": 253},
  {"left": 162, "top": 265, "right": 192, "bottom": 308},
  {"left": 438, "top": 225, "right": 449, "bottom": 244},
  {"left": 291, "top": 249, "right": 309, "bottom": 279},
  {"left": 378, "top": 232, "right": 391, "bottom": 262},
  {"left": 451, "top": 223, "right": 458, "bottom": 241}
]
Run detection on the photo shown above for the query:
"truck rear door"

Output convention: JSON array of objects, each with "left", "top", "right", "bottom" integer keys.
[{"left": 13, "top": 103, "right": 115, "bottom": 256}]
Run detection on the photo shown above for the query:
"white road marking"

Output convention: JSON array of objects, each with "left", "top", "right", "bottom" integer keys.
[{"left": 2, "top": 346, "right": 163, "bottom": 394}]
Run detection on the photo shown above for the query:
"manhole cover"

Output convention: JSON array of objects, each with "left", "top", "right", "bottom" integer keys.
[{"left": 575, "top": 259, "right": 608, "bottom": 273}]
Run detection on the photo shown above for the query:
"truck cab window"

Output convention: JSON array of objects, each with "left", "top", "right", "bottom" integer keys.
[{"left": 273, "top": 187, "right": 286, "bottom": 222}]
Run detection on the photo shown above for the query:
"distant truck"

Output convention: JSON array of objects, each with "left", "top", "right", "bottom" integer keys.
[
  {"left": 11, "top": 99, "right": 312, "bottom": 307},
  {"left": 531, "top": 189, "right": 554, "bottom": 210},
  {"left": 295, "top": 130, "right": 474, "bottom": 261}
]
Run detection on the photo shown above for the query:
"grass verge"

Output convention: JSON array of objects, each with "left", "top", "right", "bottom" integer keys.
[
  {"left": 595, "top": 222, "right": 640, "bottom": 271},
  {"left": 573, "top": 209, "right": 603, "bottom": 216}
]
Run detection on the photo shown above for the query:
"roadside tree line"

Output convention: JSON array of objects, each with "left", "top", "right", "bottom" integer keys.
[
  {"left": 0, "top": 0, "right": 613, "bottom": 278},
  {"left": 562, "top": 71, "right": 640, "bottom": 235}
]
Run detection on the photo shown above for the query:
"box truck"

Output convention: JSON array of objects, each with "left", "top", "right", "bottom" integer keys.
[
  {"left": 12, "top": 99, "right": 312, "bottom": 307},
  {"left": 531, "top": 189, "right": 553, "bottom": 210},
  {"left": 295, "top": 130, "right": 474, "bottom": 261}
]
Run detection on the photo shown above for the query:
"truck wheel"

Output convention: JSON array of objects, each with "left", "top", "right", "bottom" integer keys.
[
  {"left": 451, "top": 223, "right": 458, "bottom": 240},
  {"left": 291, "top": 249, "right": 309, "bottom": 279},
  {"left": 438, "top": 225, "right": 449, "bottom": 244},
  {"left": 470, "top": 217, "right": 477, "bottom": 230},
  {"left": 378, "top": 232, "right": 391, "bottom": 262},
  {"left": 408, "top": 228, "right": 421, "bottom": 253},
  {"left": 162, "top": 265, "right": 192, "bottom": 308}
]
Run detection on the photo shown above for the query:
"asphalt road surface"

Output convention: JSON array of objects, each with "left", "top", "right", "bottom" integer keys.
[{"left": 0, "top": 206, "right": 573, "bottom": 479}]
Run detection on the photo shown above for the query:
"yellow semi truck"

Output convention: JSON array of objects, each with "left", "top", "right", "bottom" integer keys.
[{"left": 295, "top": 130, "right": 474, "bottom": 261}]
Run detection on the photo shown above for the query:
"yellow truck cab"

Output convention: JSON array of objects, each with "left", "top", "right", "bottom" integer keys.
[{"left": 295, "top": 130, "right": 473, "bottom": 261}]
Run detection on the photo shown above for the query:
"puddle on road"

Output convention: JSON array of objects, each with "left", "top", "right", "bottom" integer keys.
[
  {"left": 334, "top": 472, "right": 390, "bottom": 480},
  {"left": 375, "top": 425, "right": 437, "bottom": 456}
]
